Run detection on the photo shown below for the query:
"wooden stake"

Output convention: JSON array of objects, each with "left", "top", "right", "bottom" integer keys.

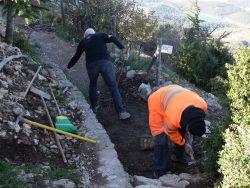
[
  {"left": 41, "top": 96, "right": 67, "bottom": 163},
  {"left": 49, "top": 85, "right": 61, "bottom": 115},
  {"left": 23, "top": 66, "right": 42, "bottom": 98}
]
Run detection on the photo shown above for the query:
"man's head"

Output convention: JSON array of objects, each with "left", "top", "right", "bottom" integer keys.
[
  {"left": 188, "top": 119, "right": 206, "bottom": 137},
  {"left": 182, "top": 106, "right": 206, "bottom": 137},
  {"left": 84, "top": 28, "right": 95, "bottom": 38}
]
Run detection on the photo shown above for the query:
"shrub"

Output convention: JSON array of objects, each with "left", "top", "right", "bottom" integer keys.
[
  {"left": 13, "top": 32, "right": 29, "bottom": 52},
  {"left": 218, "top": 46, "right": 250, "bottom": 187},
  {"left": 204, "top": 126, "right": 226, "bottom": 176},
  {"left": 204, "top": 75, "right": 231, "bottom": 177},
  {"left": 127, "top": 50, "right": 150, "bottom": 71},
  {"left": 45, "top": 11, "right": 54, "bottom": 21},
  {"left": 172, "top": 1, "right": 233, "bottom": 91}
]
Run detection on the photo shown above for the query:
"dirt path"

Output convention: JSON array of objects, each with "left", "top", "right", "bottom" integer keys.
[{"left": 30, "top": 31, "right": 90, "bottom": 94}]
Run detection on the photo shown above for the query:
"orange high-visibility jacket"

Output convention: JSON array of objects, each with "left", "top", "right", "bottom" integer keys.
[{"left": 148, "top": 84, "right": 207, "bottom": 145}]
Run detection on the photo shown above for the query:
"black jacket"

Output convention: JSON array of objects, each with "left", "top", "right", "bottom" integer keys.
[{"left": 67, "top": 32, "right": 124, "bottom": 68}]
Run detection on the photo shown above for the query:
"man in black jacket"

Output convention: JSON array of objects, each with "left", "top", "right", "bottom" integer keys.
[{"left": 67, "top": 28, "right": 130, "bottom": 120}]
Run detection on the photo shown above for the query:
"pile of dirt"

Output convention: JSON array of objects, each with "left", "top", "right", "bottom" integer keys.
[{"left": 0, "top": 42, "right": 96, "bottom": 187}]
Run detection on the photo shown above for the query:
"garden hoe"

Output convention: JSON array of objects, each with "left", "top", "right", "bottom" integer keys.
[{"left": 15, "top": 112, "right": 96, "bottom": 144}]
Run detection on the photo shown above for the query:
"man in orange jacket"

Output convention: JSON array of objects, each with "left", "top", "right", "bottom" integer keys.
[{"left": 148, "top": 84, "right": 207, "bottom": 177}]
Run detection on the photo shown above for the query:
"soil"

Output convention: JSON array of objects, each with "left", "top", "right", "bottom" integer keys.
[
  {"left": 29, "top": 28, "right": 208, "bottom": 182},
  {"left": 98, "top": 73, "right": 153, "bottom": 177}
]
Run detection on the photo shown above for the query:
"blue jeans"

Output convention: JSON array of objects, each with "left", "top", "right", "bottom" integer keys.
[
  {"left": 153, "top": 133, "right": 171, "bottom": 176},
  {"left": 153, "top": 133, "right": 186, "bottom": 176},
  {"left": 86, "top": 59, "right": 125, "bottom": 113}
]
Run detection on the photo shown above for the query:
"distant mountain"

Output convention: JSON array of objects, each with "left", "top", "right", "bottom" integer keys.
[
  {"left": 135, "top": 0, "right": 250, "bottom": 46},
  {"left": 135, "top": 0, "right": 250, "bottom": 27}
]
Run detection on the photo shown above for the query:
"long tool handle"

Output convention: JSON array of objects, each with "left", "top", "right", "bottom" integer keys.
[
  {"left": 49, "top": 85, "right": 61, "bottom": 115},
  {"left": 23, "top": 66, "right": 42, "bottom": 98},
  {"left": 23, "top": 118, "right": 96, "bottom": 144},
  {"left": 41, "top": 96, "right": 67, "bottom": 163},
  {"left": 190, "top": 154, "right": 195, "bottom": 160}
]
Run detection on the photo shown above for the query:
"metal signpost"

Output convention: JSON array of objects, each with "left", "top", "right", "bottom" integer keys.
[{"left": 156, "top": 40, "right": 173, "bottom": 86}]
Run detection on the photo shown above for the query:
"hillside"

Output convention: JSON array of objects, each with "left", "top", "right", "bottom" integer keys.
[
  {"left": 135, "top": 0, "right": 250, "bottom": 46},
  {"left": 136, "top": 0, "right": 250, "bottom": 26}
]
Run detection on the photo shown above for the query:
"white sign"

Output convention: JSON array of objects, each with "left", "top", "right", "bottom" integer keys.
[{"left": 161, "top": 44, "right": 173, "bottom": 54}]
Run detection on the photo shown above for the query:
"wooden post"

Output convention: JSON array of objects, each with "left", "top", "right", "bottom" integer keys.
[
  {"left": 60, "top": 0, "right": 66, "bottom": 29},
  {"left": 111, "top": 15, "right": 117, "bottom": 54},
  {"left": 111, "top": 15, "right": 117, "bottom": 37}
]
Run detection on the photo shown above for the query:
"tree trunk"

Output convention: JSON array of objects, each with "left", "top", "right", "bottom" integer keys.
[
  {"left": 60, "top": 0, "right": 66, "bottom": 29},
  {"left": 76, "top": 1, "right": 81, "bottom": 33},
  {"left": 5, "top": 10, "right": 14, "bottom": 44}
]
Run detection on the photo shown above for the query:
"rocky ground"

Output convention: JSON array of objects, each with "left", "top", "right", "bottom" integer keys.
[{"left": 0, "top": 42, "right": 101, "bottom": 187}]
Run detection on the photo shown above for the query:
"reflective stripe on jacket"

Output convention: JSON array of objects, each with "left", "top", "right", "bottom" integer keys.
[{"left": 148, "top": 85, "right": 207, "bottom": 145}]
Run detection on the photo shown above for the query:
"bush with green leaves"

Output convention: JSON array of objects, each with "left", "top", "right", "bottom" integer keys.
[
  {"left": 218, "top": 46, "right": 250, "bottom": 187},
  {"left": 172, "top": 1, "right": 232, "bottom": 91},
  {"left": 126, "top": 50, "right": 151, "bottom": 71}
]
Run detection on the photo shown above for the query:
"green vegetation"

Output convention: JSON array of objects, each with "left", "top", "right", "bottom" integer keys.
[
  {"left": 126, "top": 50, "right": 151, "bottom": 71},
  {"left": 53, "top": 0, "right": 158, "bottom": 57},
  {"left": 218, "top": 46, "right": 250, "bottom": 187},
  {"left": 2, "top": 0, "right": 47, "bottom": 44},
  {"left": 0, "top": 161, "right": 26, "bottom": 188},
  {"left": 47, "top": 166, "right": 80, "bottom": 185},
  {"left": 172, "top": 0, "right": 233, "bottom": 91},
  {"left": 0, "top": 161, "right": 80, "bottom": 187}
]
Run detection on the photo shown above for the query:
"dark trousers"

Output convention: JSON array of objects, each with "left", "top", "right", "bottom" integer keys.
[
  {"left": 153, "top": 133, "right": 170, "bottom": 177},
  {"left": 86, "top": 59, "right": 125, "bottom": 113},
  {"left": 153, "top": 133, "right": 185, "bottom": 177}
]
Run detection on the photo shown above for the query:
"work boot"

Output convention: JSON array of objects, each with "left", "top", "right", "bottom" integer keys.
[{"left": 119, "top": 111, "right": 131, "bottom": 120}]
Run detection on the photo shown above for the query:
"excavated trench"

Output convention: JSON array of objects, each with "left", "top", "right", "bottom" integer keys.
[
  {"left": 96, "top": 73, "right": 205, "bottom": 178},
  {"left": 97, "top": 74, "right": 153, "bottom": 177}
]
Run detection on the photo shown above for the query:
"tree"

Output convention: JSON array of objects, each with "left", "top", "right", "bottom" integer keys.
[
  {"left": 60, "top": 0, "right": 158, "bottom": 57},
  {"left": 172, "top": 0, "right": 232, "bottom": 91},
  {"left": 2, "top": 0, "right": 46, "bottom": 44}
]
